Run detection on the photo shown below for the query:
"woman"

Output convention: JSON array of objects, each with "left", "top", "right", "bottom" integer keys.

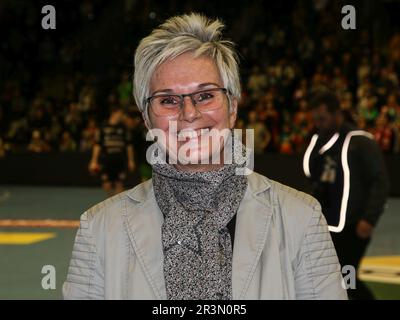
[{"left": 63, "top": 13, "right": 347, "bottom": 300}]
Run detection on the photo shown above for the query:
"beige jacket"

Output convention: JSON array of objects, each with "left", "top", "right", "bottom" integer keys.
[{"left": 63, "top": 171, "right": 347, "bottom": 300}]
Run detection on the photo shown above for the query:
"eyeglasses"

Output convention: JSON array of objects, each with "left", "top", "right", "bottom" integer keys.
[{"left": 146, "top": 87, "right": 229, "bottom": 117}]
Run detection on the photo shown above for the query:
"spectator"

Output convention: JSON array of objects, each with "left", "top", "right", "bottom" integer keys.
[
  {"left": 263, "top": 98, "right": 280, "bottom": 150},
  {"left": 246, "top": 110, "right": 270, "bottom": 154},
  {"left": 78, "top": 84, "right": 96, "bottom": 114},
  {"left": 357, "top": 57, "right": 371, "bottom": 83},
  {"left": 279, "top": 123, "right": 295, "bottom": 155},
  {"left": 64, "top": 102, "right": 83, "bottom": 142},
  {"left": 46, "top": 116, "right": 63, "bottom": 150},
  {"left": 60, "top": 131, "right": 77, "bottom": 152},
  {"left": 117, "top": 71, "right": 132, "bottom": 108},
  {"left": 80, "top": 118, "right": 99, "bottom": 152},
  {"left": 292, "top": 99, "right": 313, "bottom": 153},
  {"left": 6, "top": 118, "right": 30, "bottom": 152},
  {"left": 27, "top": 130, "right": 51, "bottom": 153},
  {"left": 247, "top": 66, "right": 267, "bottom": 100},
  {"left": 383, "top": 93, "right": 400, "bottom": 122},
  {"left": 358, "top": 94, "right": 379, "bottom": 129}
]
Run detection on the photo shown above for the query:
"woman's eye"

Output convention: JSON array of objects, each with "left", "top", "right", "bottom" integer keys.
[
  {"left": 160, "top": 96, "right": 179, "bottom": 105},
  {"left": 197, "top": 92, "right": 214, "bottom": 102}
]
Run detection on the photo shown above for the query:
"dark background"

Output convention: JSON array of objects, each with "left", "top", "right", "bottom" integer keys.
[{"left": 1, "top": 0, "right": 400, "bottom": 194}]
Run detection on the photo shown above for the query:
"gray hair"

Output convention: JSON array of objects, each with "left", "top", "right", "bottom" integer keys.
[{"left": 133, "top": 13, "right": 241, "bottom": 116}]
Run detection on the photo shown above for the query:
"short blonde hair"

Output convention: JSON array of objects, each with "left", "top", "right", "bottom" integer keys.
[{"left": 133, "top": 13, "right": 241, "bottom": 116}]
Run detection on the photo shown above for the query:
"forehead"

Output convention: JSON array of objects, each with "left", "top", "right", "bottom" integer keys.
[{"left": 149, "top": 52, "right": 222, "bottom": 92}]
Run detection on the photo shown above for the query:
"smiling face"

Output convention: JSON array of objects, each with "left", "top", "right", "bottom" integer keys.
[{"left": 145, "top": 52, "right": 238, "bottom": 171}]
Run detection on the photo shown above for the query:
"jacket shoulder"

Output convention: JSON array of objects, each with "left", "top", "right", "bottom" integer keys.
[
  {"left": 249, "top": 171, "right": 320, "bottom": 211},
  {"left": 83, "top": 179, "right": 153, "bottom": 223},
  {"left": 270, "top": 178, "right": 322, "bottom": 232},
  {"left": 249, "top": 172, "right": 322, "bottom": 238},
  {"left": 269, "top": 178, "right": 320, "bottom": 211}
]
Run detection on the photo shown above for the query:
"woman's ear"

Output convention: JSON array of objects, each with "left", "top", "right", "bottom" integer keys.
[
  {"left": 142, "top": 111, "right": 152, "bottom": 130},
  {"left": 229, "top": 98, "right": 238, "bottom": 129},
  {"left": 142, "top": 111, "right": 158, "bottom": 142}
]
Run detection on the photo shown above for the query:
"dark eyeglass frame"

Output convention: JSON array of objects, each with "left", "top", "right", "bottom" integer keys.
[{"left": 145, "top": 87, "right": 229, "bottom": 111}]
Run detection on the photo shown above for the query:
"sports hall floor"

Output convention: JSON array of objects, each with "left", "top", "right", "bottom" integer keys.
[{"left": 0, "top": 185, "right": 399, "bottom": 299}]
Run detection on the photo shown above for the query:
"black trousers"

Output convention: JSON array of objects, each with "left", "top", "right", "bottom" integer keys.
[{"left": 330, "top": 223, "right": 375, "bottom": 300}]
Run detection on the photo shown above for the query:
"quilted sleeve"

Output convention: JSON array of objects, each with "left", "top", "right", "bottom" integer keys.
[
  {"left": 294, "top": 204, "right": 348, "bottom": 300},
  {"left": 62, "top": 211, "right": 104, "bottom": 299}
]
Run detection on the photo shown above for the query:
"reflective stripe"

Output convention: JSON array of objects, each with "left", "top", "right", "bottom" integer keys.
[
  {"left": 303, "top": 134, "right": 318, "bottom": 178},
  {"left": 329, "top": 130, "right": 374, "bottom": 233},
  {"left": 319, "top": 133, "right": 340, "bottom": 154}
]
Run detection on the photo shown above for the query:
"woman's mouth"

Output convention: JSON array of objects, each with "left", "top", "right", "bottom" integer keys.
[{"left": 177, "top": 127, "right": 213, "bottom": 141}]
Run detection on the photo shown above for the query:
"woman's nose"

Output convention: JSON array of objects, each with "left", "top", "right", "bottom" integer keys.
[{"left": 179, "top": 96, "right": 201, "bottom": 122}]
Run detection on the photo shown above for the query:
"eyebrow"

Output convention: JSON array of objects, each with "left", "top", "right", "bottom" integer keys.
[{"left": 150, "top": 82, "right": 221, "bottom": 96}]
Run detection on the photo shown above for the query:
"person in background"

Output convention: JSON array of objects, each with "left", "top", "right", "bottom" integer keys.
[
  {"left": 59, "top": 131, "right": 77, "bottom": 152},
  {"left": 303, "top": 91, "right": 389, "bottom": 300},
  {"left": 372, "top": 112, "right": 397, "bottom": 153},
  {"left": 27, "top": 130, "right": 51, "bottom": 153},
  {"left": 89, "top": 107, "right": 135, "bottom": 196},
  {"left": 80, "top": 118, "right": 99, "bottom": 152}
]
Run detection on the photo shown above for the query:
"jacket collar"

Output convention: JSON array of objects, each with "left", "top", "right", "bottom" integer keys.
[
  {"left": 126, "top": 170, "right": 272, "bottom": 204},
  {"left": 246, "top": 170, "right": 272, "bottom": 205},
  {"left": 126, "top": 179, "right": 152, "bottom": 203},
  {"left": 124, "top": 171, "right": 273, "bottom": 299}
]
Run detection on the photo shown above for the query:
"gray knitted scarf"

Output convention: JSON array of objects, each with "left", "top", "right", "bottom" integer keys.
[{"left": 151, "top": 140, "right": 248, "bottom": 300}]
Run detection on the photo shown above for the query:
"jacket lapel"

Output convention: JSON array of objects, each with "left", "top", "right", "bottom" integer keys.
[
  {"left": 124, "top": 180, "right": 167, "bottom": 300},
  {"left": 232, "top": 172, "right": 273, "bottom": 299}
]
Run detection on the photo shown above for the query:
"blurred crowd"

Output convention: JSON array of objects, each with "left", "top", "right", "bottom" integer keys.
[{"left": 1, "top": 0, "right": 400, "bottom": 160}]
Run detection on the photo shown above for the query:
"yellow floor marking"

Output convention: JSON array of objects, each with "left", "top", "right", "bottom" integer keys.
[
  {"left": 359, "top": 256, "right": 400, "bottom": 285},
  {"left": 0, "top": 232, "right": 56, "bottom": 245},
  {"left": 361, "top": 256, "right": 400, "bottom": 266}
]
